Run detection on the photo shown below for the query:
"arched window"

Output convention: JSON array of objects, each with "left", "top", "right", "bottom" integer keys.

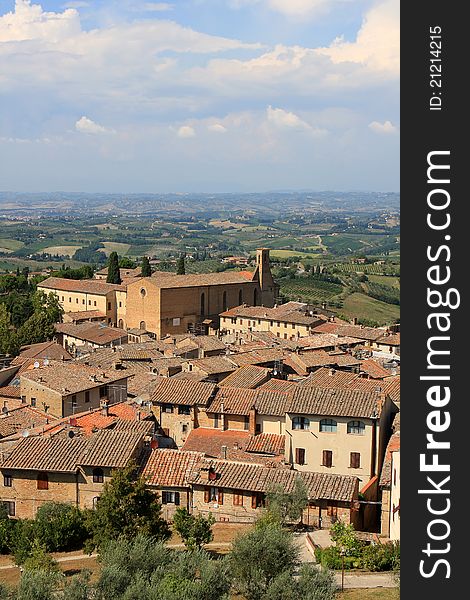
[
  {"left": 319, "top": 419, "right": 337, "bottom": 433},
  {"left": 37, "top": 472, "right": 49, "bottom": 490},
  {"left": 292, "top": 416, "right": 310, "bottom": 430},
  {"left": 347, "top": 421, "right": 366, "bottom": 435},
  {"left": 139, "top": 321, "right": 146, "bottom": 331},
  {"left": 223, "top": 291, "right": 227, "bottom": 311},
  {"left": 93, "top": 468, "right": 104, "bottom": 483},
  {"left": 118, "top": 319, "right": 124, "bottom": 329},
  {"left": 238, "top": 289, "right": 243, "bottom": 306},
  {"left": 140, "top": 288, "right": 147, "bottom": 298},
  {"left": 92, "top": 496, "right": 100, "bottom": 509},
  {"left": 253, "top": 288, "right": 258, "bottom": 306},
  {"left": 200, "top": 293, "right": 205, "bottom": 316}
]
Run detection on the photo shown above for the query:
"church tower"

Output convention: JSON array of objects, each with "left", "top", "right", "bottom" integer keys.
[{"left": 255, "top": 248, "right": 279, "bottom": 307}]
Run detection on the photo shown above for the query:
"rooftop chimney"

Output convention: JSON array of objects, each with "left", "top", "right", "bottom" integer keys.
[
  {"left": 100, "top": 400, "right": 109, "bottom": 417},
  {"left": 221, "top": 445, "right": 228, "bottom": 460}
]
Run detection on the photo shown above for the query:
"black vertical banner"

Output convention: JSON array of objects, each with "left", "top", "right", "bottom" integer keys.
[{"left": 401, "top": 1, "right": 466, "bottom": 598}]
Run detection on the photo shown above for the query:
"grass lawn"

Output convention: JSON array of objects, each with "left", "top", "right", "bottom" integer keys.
[
  {"left": 99, "top": 241, "right": 132, "bottom": 256},
  {"left": 367, "top": 275, "right": 400, "bottom": 288},
  {"left": 341, "top": 292, "right": 400, "bottom": 325},
  {"left": 336, "top": 588, "right": 399, "bottom": 600}
]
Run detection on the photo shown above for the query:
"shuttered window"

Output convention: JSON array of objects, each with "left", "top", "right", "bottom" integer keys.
[
  {"left": 350, "top": 452, "right": 361, "bottom": 469},
  {"left": 295, "top": 448, "right": 306, "bottom": 465},
  {"left": 322, "top": 450, "right": 333, "bottom": 468}
]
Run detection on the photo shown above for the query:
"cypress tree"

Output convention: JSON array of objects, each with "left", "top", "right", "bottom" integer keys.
[
  {"left": 107, "top": 252, "right": 122, "bottom": 284},
  {"left": 176, "top": 256, "right": 186, "bottom": 275},
  {"left": 141, "top": 256, "right": 152, "bottom": 277}
]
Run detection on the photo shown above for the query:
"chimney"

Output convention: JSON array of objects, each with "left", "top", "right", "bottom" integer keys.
[
  {"left": 221, "top": 445, "right": 228, "bottom": 460},
  {"left": 329, "top": 368, "right": 335, "bottom": 376},
  {"left": 249, "top": 408, "right": 257, "bottom": 435},
  {"left": 200, "top": 466, "right": 211, "bottom": 481},
  {"left": 136, "top": 410, "right": 141, "bottom": 421},
  {"left": 100, "top": 400, "right": 109, "bottom": 417},
  {"left": 233, "top": 442, "right": 239, "bottom": 450}
]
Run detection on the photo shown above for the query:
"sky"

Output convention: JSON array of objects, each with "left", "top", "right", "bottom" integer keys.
[{"left": 0, "top": 0, "right": 399, "bottom": 193}]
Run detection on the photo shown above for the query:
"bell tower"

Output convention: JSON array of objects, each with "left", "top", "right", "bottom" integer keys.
[{"left": 255, "top": 248, "right": 278, "bottom": 307}]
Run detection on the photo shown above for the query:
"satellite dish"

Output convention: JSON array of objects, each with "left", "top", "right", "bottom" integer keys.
[
  {"left": 21, "top": 430, "right": 30, "bottom": 437},
  {"left": 43, "top": 359, "right": 49, "bottom": 366},
  {"left": 33, "top": 361, "right": 40, "bottom": 369}
]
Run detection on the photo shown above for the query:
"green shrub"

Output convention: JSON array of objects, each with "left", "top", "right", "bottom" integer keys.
[
  {"left": 361, "top": 542, "right": 400, "bottom": 572},
  {"left": 34, "top": 502, "right": 89, "bottom": 552},
  {"left": 314, "top": 546, "right": 360, "bottom": 570}
]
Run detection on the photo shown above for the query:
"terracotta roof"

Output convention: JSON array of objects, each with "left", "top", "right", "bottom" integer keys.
[
  {"left": 207, "top": 387, "right": 257, "bottom": 415},
  {"left": 131, "top": 271, "right": 255, "bottom": 290},
  {"left": 334, "top": 325, "right": 386, "bottom": 341},
  {"left": 219, "top": 365, "right": 271, "bottom": 389},
  {"left": 181, "top": 428, "right": 251, "bottom": 458},
  {"left": 295, "top": 334, "right": 363, "bottom": 350},
  {"left": 113, "top": 418, "right": 154, "bottom": 435},
  {"left": 288, "top": 387, "right": 385, "bottom": 419},
  {"left": 228, "top": 347, "right": 286, "bottom": 367},
  {"left": 56, "top": 323, "right": 127, "bottom": 346},
  {"left": 38, "top": 277, "right": 125, "bottom": 294},
  {"left": 376, "top": 333, "right": 400, "bottom": 346},
  {"left": 187, "top": 459, "right": 357, "bottom": 502},
  {"left": 18, "top": 341, "right": 72, "bottom": 361},
  {"left": 0, "top": 436, "right": 89, "bottom": 472},
  {"left": 0, "top": 406, "right": 56, "bottom": 438},
  {"left": 142, "top": 449, "right": 205, "bottom": 487},
  {"left": 79, "top": 429, "right": 143, "bottom": 468},
  {"left": 64, "top": 310, "right": 107, "bottom": 321},
  {"left": 220, "top": 303, "right": 320, "bottom": 326},
  {"left": 151, "top": 377, "right": 216, "bottom": 406},
  {"left": 346, "top": 376, "right": 400, "bottom": 404},
  {"left": 379, "top": 432, "right": 400, "bottom": 487},
  {"left": 245, "top": 433, "right": 285, "bottom": 456},
  {"left": 359, "top": 359, "right": 392, "bottom": 379},
  {"left": 20, "top": 361, "right": 130, "bottom": 395},
  {"left": 187, "top": 356, "right": 237, "bottom": 376},
  {"left": 254, "top": 389, "right": 290, "bottom": 416},
  {"left": 0, "top": 386, "right": 21, "bottom": 399},
  {"left": 170, "top": 371, "right": 211, "bottom": 383},
  {"left": 299, "top": 368, "right": 360, "bottom": 388},
  {"left": 258, "top": 379, "right": 299, "bottom": 392}
]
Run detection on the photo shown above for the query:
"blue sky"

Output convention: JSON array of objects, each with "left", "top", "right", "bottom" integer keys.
[{"left": 0, "top": 0, "right": 399, "bottom": 193}]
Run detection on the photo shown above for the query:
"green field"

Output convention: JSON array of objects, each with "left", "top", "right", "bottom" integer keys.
[
  {"left": 332, "top": 263, "right": 399, "bottom": 276},
  {"left": 99, "top": 242, "right": 132, "bottom": 256},
  {"left": 280, "top": 278, "right": 343, "bottom": 303},
  {"left": 0, "top": 239, "right": 24, "bottom": 252},
  {"left": 367, "top": 275, "right": 400, "bottom": 288},
  {"left": 340, "top": 292, "right": 400, "bottom": 325},
  {"left": 42, "top": 245, "right": 82, "bottom": 257}
]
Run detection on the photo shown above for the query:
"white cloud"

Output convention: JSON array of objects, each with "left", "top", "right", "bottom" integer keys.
[
  {"left": 177, "top": 125, "right": 196, "bottom": 138},
  {"left": 75, "top": 116, "right": 113, "bottom": 134},
  {"left": 318, "top": 0, "right": 399, "bottom": 76},
  {"left": 368, "top": 120, "right": 397, "bottom": 134},
  {"left": 208, "top": 123, "right": 228, "bottom": 133},
  {"left": 230, "top": 0, "right": 329, "bottom": 17},
  {"left": 267, "top": 105, "right": 310, "bottom": 130},
  {"left": 142, "top": 2, "right": 173, "bottom": 11}
]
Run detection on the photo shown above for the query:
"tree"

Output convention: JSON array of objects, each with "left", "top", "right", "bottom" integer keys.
[
  {"left": 264, "top": 565, "right": 335, "bottom": 600},
  {"left": 107, "top": 252, "right": 122, "bottom": 284},
  {"left": 85, "top": 463, "right": 170, "bottom": 552},
  {"left": 0, "top": 304, "right": 20, "bottom": 356},
  {"left": 330, "top": 521, "right": 362, "bottom": 556},
  {"left": 22, "top": 539, "right": 60, "bottom": 574},
  {"left": 176, "top": 256, "right": 185, "bottom": 275},
  {"left": 230, "top": 522, "right": 300, "bottom": 600},
  {"left": 141, "top": 256, "right": 152, "bottom": 277},
  {"left": 173, "top": 508, "right": 214, "bottom": 550},
  {"left": 34, "top": 502, "right": 88, "bottom": 552},
  {"left": 0, "top": 503, "right": 15, "bottom": 554},
  {"left": 15, "top": 569, "right": 61, "bottom": 600},
  {"left": 63, "top": 570, "right": 93, "bottom": 600},
  {"left": 17, "top": 292, "right": 63, "bottom": 346},
  {"left": 265, "top": 477, "right": 308, "bottom": 525},
  {"left": 119, "top": 257, "right": 136, "bottom": 269}
]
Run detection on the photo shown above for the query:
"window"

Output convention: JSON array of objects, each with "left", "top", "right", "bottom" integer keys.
[
  {"left": 76, "top": 298, "right": 79, "bottom": 303},
  {"left": 99, "top": 386, "right": 107, "bottom": 399},
  {"left": 233, "top": 491, "right": 244, "bottom": 506},
  {"left": 94, "top": 301, "right": 97, "bottom": 306},
  {"left": 61, "top": 296, "right": 64, "bottom": 301},
  {"left": 82, "top": 299, "right": 85, "bottom": 304},
  {"left": 71, "top": 395, "right": 77, "bottom": 408},
  {"left": 173, "top": 318, "right": 181, "bottom": 326},
  {"left": 2, "top": 501, "right": 15, "bottom": 517},
  {"left": 178, "top": 405, "right": 190, "bottom": 415},
  {"left": 89, "top": 300, "right": 91, "bottom": 305},
  {"left": 69, "top": 297, "right": 72, "bottom": 302},
  {"left": 255, "top": 423, "right": 261, "bottom": 433},
  {"left": 292, "top": 416, "right": 310, "bottom": 430},
  {"left": 204, "top": 487, "right": 223, "bottom": 504},
  {"left": 37, "top": 472, "right": 49, "bottom": 490},
  {"left": 251, "top": 492, "right": 265, "bottom": 509},
  {"left": 93, "top": 468, "right": 104, "bottom": 483},
  {"left": 162, "top": 491, "right": 180, "bottom": 505},
  {"left": 163, "top": 405, "right": 174, "bottom": 413},
  {"left": 182, "top": 424, "right": 188, "bottom": 433},
  {"left": 347, "top": 421, "right": 365, "bottom": 435},
  {"left": 295, "top": 448, "right": 306, "bottom": 465},
  {"left": 140, "top": 288, "right": 147, "bottom": 298},
  {"left": 350, "top": 452, "right": 361, "bottom": 469},
  {"left": 214, "top": 414, "right": 219, "bottom": 428},
  {"left": 270, "top": 321, "right": 274, "bottom": 326},
  {"left": 3, "top": 474, "right": 12, "bottom": 487},
  {"left": 119, "top": 301, "right": 122, "bottom": 308},
  {"left": 107, "top": 302, "right": 111, "bottom": 310},
  {"left": 244, "top": 416, "right": 249, "bottom": 431},
  {"left": 284, "top": 334, "right": 287, "bottom": 339},
  {"left": 322, "top": 450, "right": 333, "bottom": 468},
  {"left": 284, "top": 322, "right": 287, "bottom": 328},
  {"left": 92, "top": 497, "right": 100, "bottom": 509},
  {"left": 327, "top": 504, "right": 337, "bottom": 518},
  {"left": 31, "top": 397, "right": 37, "bottom": 407},
  {"left": 85, "top": 391, "right": 90, "bottom": 403},
  {"left": 319, "top": 419, "right": 337, "bottom": 433}
]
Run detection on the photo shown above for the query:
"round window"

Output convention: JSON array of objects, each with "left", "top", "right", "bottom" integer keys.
[{"left": 140, "top": 288, "right": 147, "bottom": 298}]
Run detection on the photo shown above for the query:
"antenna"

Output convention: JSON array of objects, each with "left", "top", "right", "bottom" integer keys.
[{"left": 33, "top": 361, "right": 40, "bottom": 369}]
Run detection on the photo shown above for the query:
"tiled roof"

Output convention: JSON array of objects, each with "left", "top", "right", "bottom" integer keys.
[
  {"left": 258, "top": 378, "right": 299, "bottom": 392},
  {"left": 113, "top": 418, "right": 154, "bottom": 435},
  {"left": 187, "top": 459, "right": 357, "bottom": 502},
  {"left": 288, "top": 387, "right": 384, "bottom": 419},
  {"left": 151, "top": 377, "right": 216, "bottom": 406},
  {"left": 334, "top": 325, "right": 386, "bottom": 341},
  {"left": 188, "top": 356, "right": 237, "bottom": 375},
  {"left": 64, "top": 310, "right": 107, "bottom": 321},
  {"left": 79, "top": 429, "right": 143, "bottom": 468},
  {"left": 0, "top": 436, "right": 89, "bottom": 472},
  {"left": 219, "top": 365, "right": 271, "bottom": 389},
  {"left": 0, "top": 406, "right": 56, "bottom": 438},
  {"left": 379, "top": 432, "right": 400, "bottom": 487},
  {"left": 359, "top": 359, "right": 392, "bottom": 379},
  {"left": 254, "top": 389, "right": 290, "bottom": 416},
  {"left": 38, "top": 277, "right": 125, "bottom": 294},
  {"left": 142, "top": 449, "right": 205, "bottom": 487},
  {"left": 346, "top": 376, "right": 400, "bottom": 404},
  {"left": 245, "top": 433, "right": 285, "bottom": 456},
  {"left": 0, "top": 386, "right": 21, "bottom": 399},
  {"left": 20, "top": 361, "right": 130, "bottom": 395},
  {"left": 295, "top": 334, "right": 363, "bottom": 349},
  {"left": 18, "top": 341, "right": 73, "bottom": 361},
  {"left": 207, "top": 387, "right": 258, "bottom": 415},
  {"left": 56, "top": 323, "right": 127, "bottom": 345},
  {"left": 181, "top": 428, "right": 251, "bottom": 458},
  {"left": 228, "top": 347, "right": 286, "bottom": 367},
  {"left": 220, "top": 303, "right": 320, "bottom": 326},
  {"left": 376, "top": 333, "right": 400, "bottom": 346},
  {"left": 131, "top": 271, "right": 255, "bottom": 290},
  {"left": 299, "top": 368, "right": 360, "bottom": 388}
]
